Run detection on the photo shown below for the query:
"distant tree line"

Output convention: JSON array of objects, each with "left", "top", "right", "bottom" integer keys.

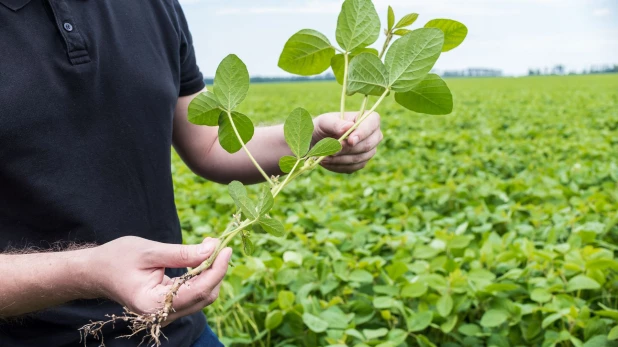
[
  {"left": 528, "top": 64, "right": 618, "bottom": 76},
  {"left": 204, "top": 72, "right": 337, "bottom": 85}
]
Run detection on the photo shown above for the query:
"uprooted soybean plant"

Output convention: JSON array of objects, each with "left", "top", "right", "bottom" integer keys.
[{"left": 80, "top": 0, "right": 467, "bottom": 345}]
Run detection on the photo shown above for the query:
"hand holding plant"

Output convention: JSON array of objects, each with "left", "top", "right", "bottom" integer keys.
[{"left": 80, "top": 1, "right": 467, "bottom": 345}]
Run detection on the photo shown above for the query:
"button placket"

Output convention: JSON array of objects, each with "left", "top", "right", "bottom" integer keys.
[{"left": 47, "top": 0, "right": 91, "bottom": 65}]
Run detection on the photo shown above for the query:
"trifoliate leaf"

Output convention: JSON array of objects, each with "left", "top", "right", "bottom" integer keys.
[
  {"left": 187, "top": 91, "right": 221, "bottom": 126},
  {"left": 256, "top": 184, "right": 274, "bottom": 216},
  {"left": 278, "top": 29, "right": 336, "bottom": 76},
  {"left": 336, "top": 0, "right": 380, "bottom": 52},
  {"left": 258, "top": 216, "right": 285, "bottom": 237},
  {"left": 218, "top": 111, "right": 254, "bottom": 153},
  {"left": 347, "top": 52, "right": 389, "bottom": 96},
  {"left": 284, "top": 107, "right": 314, "bottom": 158},
  {"left": 213, "top": 54, "right": 249, "bottom": 111},
  {"left": 385, "top": 28, "right": 444, "bottom": 92},
  {"left": 424, "top": 19, "right": 468, "bottom": 52},
  {"left": 306, "top": 138, "right": 342, "bottom": 157},
  {"left": 407, "top": 311, "right": 433, "bottom": 332},
  {"left": 394, "top": 13, "right": 419, "bottom": 29},
  {"left": 395, "top": 74, "right": 453, "bottom": 115},
  {"left": 331, "top": 48, "right": 379, "bottom": 85}
]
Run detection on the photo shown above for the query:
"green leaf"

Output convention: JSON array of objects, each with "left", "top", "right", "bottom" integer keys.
[
  {"left": 424, "top": 19, "right": 468, "bottom": 52},
  {"left": 258, "top": 216, "right": 285, "bottom": 237},
  {"left": 187, "top": 91, "right": 221, "bottom": 126},
  {"left": 256, "top": 184, "right": 274, "bottom": 216},
  {"left": 284, "top": 107, "right": 314, "bottom": 158},
  {"left": 302, "top": 313, "right": 329, "bottom": 333},
  {"left": 306, "top": 138, "right": 342, "bottom": 157},
  {"left": 347, "top": 53, "right": 389, "bottom": 96},
  {"left": 566, "top": 275, "right": 601, "bottom": 292},
  {"left": 530, "top": 288, "right": 552, "bottom": 303},
  {"left": 436, "top": 295, "right": 453, "bottom": 317},
  {"left": 440, "top": 315, "right": 457, "bottom": 333},
  {"left": 373, "top": 296, "right": 396, "bottom": 309},
  {"left": 265, "top": 310, "right": 283, "bottom": 330},
  {"left": 336, "top": 0, "right": 381, "bottom": 52},
  {"left": 401, "top": 282, "right": 427, "bottom": 298},
  {"left": 480, "top": 309, "right": 508, "bottom": 328},
  {"left": 387, "top": 6, "right": 395, "bottom": 31},
  {"left": 407, "top": 311, "right": 433, "bottom": 332},
  {"left": 218, "top": 111, "right": 255, "bottom": 154},
  {"left": 236, "top": 196, "right": 258, "bottom": 220},
  {"left": 331, "top": 48, "right": 379, "bottom": 85},
  {"left": 364, "top": 327, "right": 388, "bottom": 340},
  {"left": 213, "top": 54, "right": 249, "bottom": 111},
  {"left": 242, "top": 235, "right": 255, "bottom": 255},
  {"left": 458, "top": 324, "right": 481, "bottom": 336},
  {"left": 394, "top": 74, "right": 453, "bottom": 115},
  {"left": 279, "top": 156, "right": 302, "bottom": 174},
  {"left": 278, "top": 291, "right": 295, "bottom": 310},
  {"left": 385, "top": 28, "right": 444, "bottom": 92},
  {"left": 278, "top": 29, "right": 336, "bottom": 76},
  {"left": 349, "top": 269, "right": 374, "bottom": 283},
  {"left": 608, "top": 326, "right": 618, "bottom": 340},
  {"left": 228, "top": 181, "right": 247, "bottom": 204},
  {"left": 394, "top": 13, "right": 419, "bottom": 29},
  {"left": 393, "top": 29, "right": 412, "bottom": 36}
]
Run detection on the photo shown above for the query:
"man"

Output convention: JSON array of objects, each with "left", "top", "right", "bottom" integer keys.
[{"left": 0, "top": 0, "right": 382, "bottom": 346}]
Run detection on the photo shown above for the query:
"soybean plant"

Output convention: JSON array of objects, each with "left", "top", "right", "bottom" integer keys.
[{"left": 80, "top": 0, "right": 467, "bottom": 345}]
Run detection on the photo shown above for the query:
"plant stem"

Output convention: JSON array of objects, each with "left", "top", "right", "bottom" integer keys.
[
  {"left": 379, "top": 33, "right": 393, "bottom": 59},
  {"left": 226, "top": 110, "right": 274, "bottom": 186},
  {"left": 340, "top": 53, "right": 349, "bottom": 120},
  {"left": 272, "top": 158, "right": 301, "bottom": 197},
  {"left": 273, "top": 89, "right": 390, "bottom": 193}
]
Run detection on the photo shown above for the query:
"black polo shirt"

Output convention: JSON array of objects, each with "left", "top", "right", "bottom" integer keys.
[{"left": 0, "top": 0, "right": 208, "bottom": 346}]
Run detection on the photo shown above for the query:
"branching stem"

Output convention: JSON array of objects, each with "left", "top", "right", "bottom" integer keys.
[{"left": 226, "top": 110, "right": 274, "bottom": 186}]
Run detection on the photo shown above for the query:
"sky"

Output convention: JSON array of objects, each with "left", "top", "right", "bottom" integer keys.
[{"left": 179, "top": 0, "right": 618, "bottom": 77}]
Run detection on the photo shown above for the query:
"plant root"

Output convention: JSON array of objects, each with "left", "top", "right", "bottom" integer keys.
[{"left": 79, "top": 272, "right": 198, "bottom": 347}]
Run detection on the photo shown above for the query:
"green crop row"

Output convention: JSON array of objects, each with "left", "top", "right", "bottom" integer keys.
[{"left": 174, "top": 74, "right": 618, "bottom": 347}]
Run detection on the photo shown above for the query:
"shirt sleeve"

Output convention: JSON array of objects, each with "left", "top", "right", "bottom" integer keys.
[{"left": 174, "top": 1, "right": 205, "bottom": 97}]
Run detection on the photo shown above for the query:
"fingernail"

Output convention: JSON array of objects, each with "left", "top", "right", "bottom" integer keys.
[
  {"left": 198, "top": 242, "right": 213, "bottom": 254},
  {"left": 225, "top": 249, "right": 233, "bottom": 262}
]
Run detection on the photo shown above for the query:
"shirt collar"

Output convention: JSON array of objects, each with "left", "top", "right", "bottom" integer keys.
[{"left": 0, "top": 0, "right": 32, "bottom": 11}]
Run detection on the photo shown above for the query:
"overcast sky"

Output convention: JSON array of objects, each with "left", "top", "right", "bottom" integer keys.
[{"left": 179, "top": 0, "right": 618, "bottom": 77}]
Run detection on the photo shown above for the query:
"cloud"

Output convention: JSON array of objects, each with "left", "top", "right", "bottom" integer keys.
[{"left": 592, "top": 8, "right": 610, "bottom": 16}]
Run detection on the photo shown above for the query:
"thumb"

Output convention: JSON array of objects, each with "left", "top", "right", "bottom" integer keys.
[
  {"left": 317, "top": 113, "right": 354, "bottom": 138},
  {"left": 149, "top": 238, "right": 219, "bottom": 269}
]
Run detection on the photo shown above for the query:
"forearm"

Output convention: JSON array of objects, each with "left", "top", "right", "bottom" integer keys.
[
  {"left": 0, "top": 249, "right": 96, "bottom": 317},
  {"left": 199, "top": 124, "right": 291, "bottom": 184}
]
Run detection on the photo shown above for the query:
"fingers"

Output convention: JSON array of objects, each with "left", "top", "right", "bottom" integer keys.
[
  {"left": 169, "top": 247, "right": 232, "bottom": 312},
  {"left": 146, "top": 238, "right": 219, "bottom": 269},
  {"left": 314, "top": 112, "right": 355, "bottom": 140},
  {"left": 338, "top": 127, "right": 383, "bottom": 155},
  {"left": 322, "top": 148, "right": 377, "bottom": 167},
  {"left": 346, "top": 112, "right": 381, "bottom": 147}
]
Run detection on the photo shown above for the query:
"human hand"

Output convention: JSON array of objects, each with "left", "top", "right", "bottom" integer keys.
[
  {"left": 86, "top": 236, "right": 231, "bottom": 325},
  {"left": 312, "top": 111, "right": 383, "bottom": 173}
]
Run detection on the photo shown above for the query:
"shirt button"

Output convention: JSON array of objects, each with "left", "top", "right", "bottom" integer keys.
[{"left": 63, "top": 22, "right": 73, "bottom": 32}]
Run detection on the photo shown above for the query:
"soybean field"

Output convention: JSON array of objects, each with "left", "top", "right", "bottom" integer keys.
[{"left": 173, "top": 74, "right": 618, "bottom": 347}]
